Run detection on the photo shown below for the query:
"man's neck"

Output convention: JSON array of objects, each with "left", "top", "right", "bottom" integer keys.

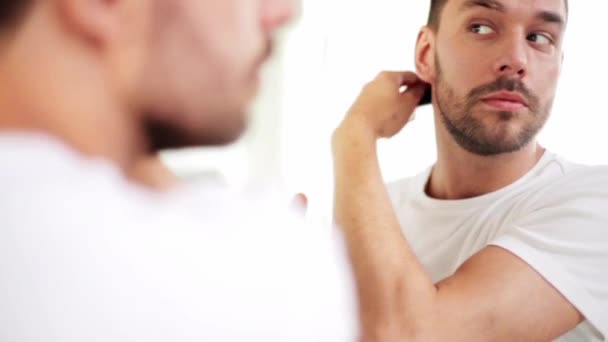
[
  {"left": 0, "top": 78, "right": 147, "bottom": 172},
  {"left": 0, "top": 21, "right": 148, "bottom": 173},
  {"left": 427, "top": 119, "right": 545, "bottom": 200}
]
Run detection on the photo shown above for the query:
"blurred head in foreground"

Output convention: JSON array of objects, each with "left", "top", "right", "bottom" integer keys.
[{"left": 0, "top": 0, "right": 295, "bottom": 169}]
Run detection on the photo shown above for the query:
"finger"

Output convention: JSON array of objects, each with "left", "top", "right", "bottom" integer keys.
[
  {"left": 398, "top": 72, "right": 424, "bottom": 86},
  {"left": 291, "top": 193, "right": 308, "bottom": 215},
  {"left": 293, "top": 193, "right": 308, "bottom": 207},
  {"left": 383, "top": 84, "right": 428, "bottom": 135},
  {"left": 375, "top": 71, "right": 421, "bottom": 86},
  {"left": 399, "top": 83, "right": 429, "bottom": 112}
]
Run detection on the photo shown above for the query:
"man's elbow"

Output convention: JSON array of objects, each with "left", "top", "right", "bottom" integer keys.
[{"left": 360, "top": 315, "right": 439, "bottom": 342}]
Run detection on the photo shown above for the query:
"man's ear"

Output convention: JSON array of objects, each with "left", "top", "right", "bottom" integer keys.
[
  {"left": 55, "top": 0, "right": 122, "bottom": 46},
  {"left": 415, "top": 26, "right": 436, "bottom": 84}
]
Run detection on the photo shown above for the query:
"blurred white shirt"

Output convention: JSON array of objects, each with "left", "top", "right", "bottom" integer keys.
[{"left": 0, "top": 133, "right": 358, "bottom": 341}]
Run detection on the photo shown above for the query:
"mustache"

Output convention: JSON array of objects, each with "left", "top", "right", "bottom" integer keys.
[{"left": 467, "top": 76, "right": 540, "bottom": 111}]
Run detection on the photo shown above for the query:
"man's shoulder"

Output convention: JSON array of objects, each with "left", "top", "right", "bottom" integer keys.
[
  {"left": 510, "top": 160, "right": 608, "bottom": 233},
  {"left": 0, "top": 132, "right": 123, "bottom": 190},
  {"left": 0, "top": 133, "right": 296, "bottom": 230},
  {"left": 557, "top": 160, "right": 608, "bottom": 181},
  {"left": 0, "top": 133, "right": 135, "bottom": 222},
  {"left": 533, "top": 160, "right": 608, "bottom": 203}
]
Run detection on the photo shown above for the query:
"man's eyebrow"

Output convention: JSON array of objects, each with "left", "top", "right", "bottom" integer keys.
[
  {"left": 461, "top": 0, "right": 566, "bottom": 28},
  {"left": 460, "top": 0, "right": 505, "bottom": 13},
  {"left": 537, "top": 10, "right": 565, "bottom": 28},
  {"left": 460, "top": 0, "right": 566, "bottom": 27}
]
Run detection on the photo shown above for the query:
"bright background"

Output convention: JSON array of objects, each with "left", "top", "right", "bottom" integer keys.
[{"left": 162, "top": 1, "right": 608, "bottom": 222}]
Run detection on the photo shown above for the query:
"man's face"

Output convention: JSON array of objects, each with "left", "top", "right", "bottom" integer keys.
[
  {"left": 430, "top": 0, "right": 566, "bottom": 156},
  {"left": 136, "top": 0, "right": 295, "bottom": 150}
]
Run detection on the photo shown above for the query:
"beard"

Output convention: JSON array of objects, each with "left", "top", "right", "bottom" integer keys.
[
  {"left": 137, "top": 18, "right": 274, "bottom": 152},
  {"left": 143, "top": 110, "right": 248, "bottom": 151},
  {"left": 434, "top": 56, "right": 552, "bottom": 156}
]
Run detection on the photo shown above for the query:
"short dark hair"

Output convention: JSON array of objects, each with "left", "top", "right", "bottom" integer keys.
[
  {"left": 427, "top": 0, "right": 568, "bottom": 31},
  {"left": 0, "top": 1, "right": 33, "bottom": 32}
]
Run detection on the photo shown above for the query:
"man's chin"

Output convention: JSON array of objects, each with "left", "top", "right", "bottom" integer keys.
[
  {"left": 462, "top": 130, "right": 536, "bottom": 156},
  {"left": 445, "top": 120, "right": 534, "bottom": 156},
  {"left": 145, "top": 117, "right": 248, "bottom": 151}
]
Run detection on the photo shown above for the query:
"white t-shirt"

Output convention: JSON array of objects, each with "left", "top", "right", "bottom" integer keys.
[
  {"left": 0, "top": 133, "right": 358, "bottom": 341},
  {"left": 387, "top": 151, "right": 608, "bottom": 341}
]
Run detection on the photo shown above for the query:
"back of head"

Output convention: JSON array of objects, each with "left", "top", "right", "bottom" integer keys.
[{"left": 0, "top": 0, "right": 295, "bottom": 169}]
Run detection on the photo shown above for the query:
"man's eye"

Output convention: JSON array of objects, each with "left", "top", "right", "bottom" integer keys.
[
  {"left": 528, "top": 33, "right": 552, "bottom": 45},
  {"left": 470, "top": 24, "right": 495, "bottom": 35}
]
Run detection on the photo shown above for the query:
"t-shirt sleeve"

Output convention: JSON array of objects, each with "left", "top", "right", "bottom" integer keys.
[{"left": 490, "top": 166, "right": 608, "bottom": 340}]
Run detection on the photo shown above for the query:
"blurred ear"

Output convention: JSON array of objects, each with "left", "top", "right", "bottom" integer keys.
[
  {"left": 55, "top": 0, "right": 123, "bottom": 46},
  {"left": 415, "top": 26, "right": 437, "bottom": 84}
]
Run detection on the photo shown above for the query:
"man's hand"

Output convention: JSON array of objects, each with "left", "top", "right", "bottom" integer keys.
[{"left": 336, "top": 71, "right": 428, "bottom": 141}]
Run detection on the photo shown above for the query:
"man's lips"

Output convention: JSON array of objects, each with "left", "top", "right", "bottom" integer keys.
[{"left": 481, "top": 91, "right": 529, "bottom": 111}]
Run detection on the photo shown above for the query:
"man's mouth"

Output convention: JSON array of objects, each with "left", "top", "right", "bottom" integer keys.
[{"left": 481, "top": 91, "right": 529, "bottom": 111}]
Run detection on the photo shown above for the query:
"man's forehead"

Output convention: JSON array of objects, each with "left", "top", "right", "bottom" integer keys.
[{"left": 449, "top": 0, "right": 567, "bottom": 18}]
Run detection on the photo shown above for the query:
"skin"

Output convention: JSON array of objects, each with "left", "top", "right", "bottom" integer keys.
[
  {"left": 0, "top": 0, "right": 295, "bottom": 189},
  {"left": 127, "top": 155, "right": 178, "bottom": 190},
  {"left": 333, "top": 0, "right": 583, "bottom": 340}
]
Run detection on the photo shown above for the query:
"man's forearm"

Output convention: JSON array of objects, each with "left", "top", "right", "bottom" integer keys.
[{"left": 332, "top": 123, "right": 437, "bottom": 340}]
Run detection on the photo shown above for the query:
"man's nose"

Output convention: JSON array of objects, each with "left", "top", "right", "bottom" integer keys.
[
  {"left": 493, "top": 35, "right": 529, "bottom": 79},
  {"left": 260, "top": 0, "right": 297, "bottom": 34}
]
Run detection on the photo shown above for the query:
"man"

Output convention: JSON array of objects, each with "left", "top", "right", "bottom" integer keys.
[
  {"left": 0, "top": 1, "right": 359, "bottom": 340},
  {"left": 333, "top": 0, "right": 608, "bottom": 341}
]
